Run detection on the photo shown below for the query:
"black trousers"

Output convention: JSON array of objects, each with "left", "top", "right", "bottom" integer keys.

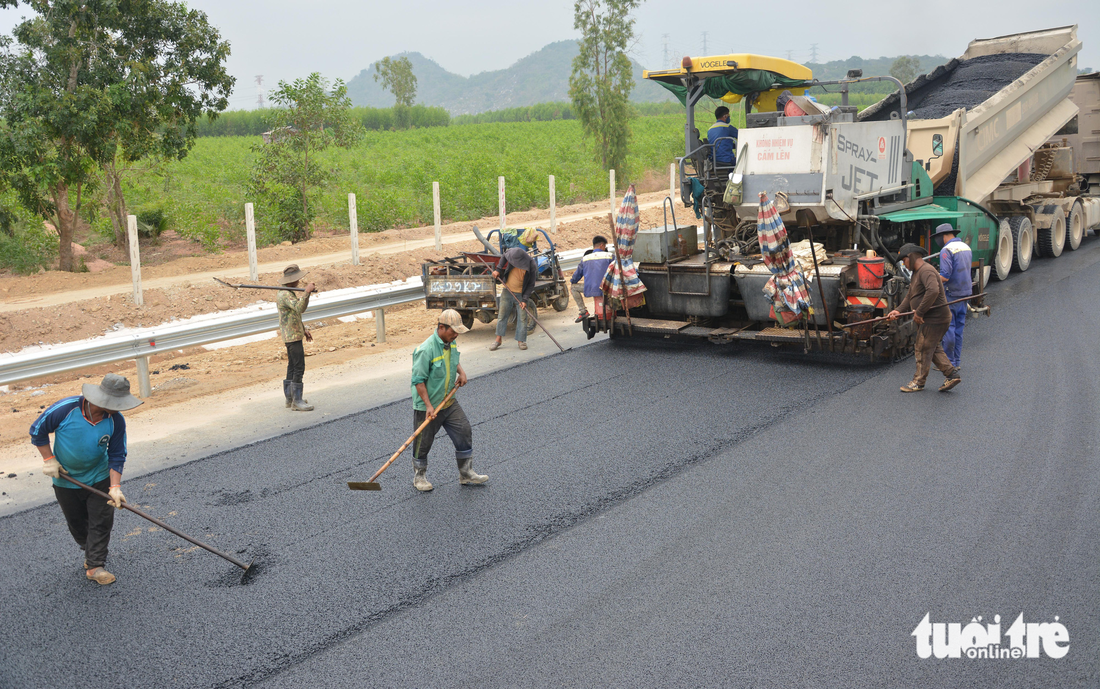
[
  {"left": 412, "top": 402, "right": 473, "bottom": 469},
  {"left": 285, "top": 340, "right": 305, "bottom": 383},
  {"left": 53, "top": 478, "right": 115, "bottom": 569}
]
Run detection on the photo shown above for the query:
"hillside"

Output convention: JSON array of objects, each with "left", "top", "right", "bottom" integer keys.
[
  {"left": 806, "top": 54, "right": 948, "bottom": 93},
  {"left": 347, "top": 40, "right": 673, "bottom": 115}
]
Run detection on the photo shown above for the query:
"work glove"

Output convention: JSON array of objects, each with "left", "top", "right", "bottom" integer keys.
[
  {"left": 42, "top": 456, "right": 62, "bottom": 479},
  {"left": 108, "top": 486, "right": 127, "bottom": 510}
]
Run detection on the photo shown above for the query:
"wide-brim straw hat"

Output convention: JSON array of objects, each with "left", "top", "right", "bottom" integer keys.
[
  {"left": 82, "top": 373, "right": 143, "bottom": 411},
  {"left": 280, "top": 264, "right": 308, "bottom": 285}
]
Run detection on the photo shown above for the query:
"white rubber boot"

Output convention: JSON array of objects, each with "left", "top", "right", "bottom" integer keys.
[
  {"left": 458, "top": 458, "right": 488, "bottom": 485},
  {"left": 413, "top": 467, "right": 433, "bottom": 492}
]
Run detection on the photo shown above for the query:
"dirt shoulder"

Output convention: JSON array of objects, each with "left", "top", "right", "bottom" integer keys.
[{"left": 0, "top": 200, "right": 697, "bottom": 457}]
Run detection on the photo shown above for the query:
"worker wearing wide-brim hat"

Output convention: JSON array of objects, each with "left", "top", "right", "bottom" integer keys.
[
  {"left": 30, "top": 373, "right": 143, "bottom": 585},
  {"left": 887, "top": 244, "right": 960, "bottom": 393},
  {"left": 277, "top": 264, "right": 317, "bottom": 411},
  {"left": 932, "top": 223, "right": 972, "bottom": 370}
]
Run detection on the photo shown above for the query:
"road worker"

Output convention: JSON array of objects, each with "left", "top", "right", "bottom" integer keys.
[
  {"left": 570, "top": 235, "right": 613, "bottom": 322},
  {"left": 933, "top": 223, "right": 972, "bottom": 369},
  {"left": 489, "top": 247, "right": 537, "bottom": 351},
  {"left": 30, "top": 374, "right": 142, "bottom": 585},
  {"left": 707, "top": 105, "right": 738, "bottom": 170},
  {"left": 410, "top": 309, "right": 487, "bottom": 492},
  {"left": 277, "top": 264, "right": 316, "bottom": 411},
  {"left": 887, "top": 244, "right": 960, "bottom": 393}
]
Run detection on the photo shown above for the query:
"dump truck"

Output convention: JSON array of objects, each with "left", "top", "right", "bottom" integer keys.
[{"left": 582, "top": 26, "right": 1098, "bottom": 359}]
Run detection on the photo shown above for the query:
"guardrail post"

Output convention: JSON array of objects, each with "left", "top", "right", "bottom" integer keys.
[
  {"left": 348, "top": 193, "right": 360, "bottom": 266},
  {"left": 433, "top": 182, "right": 442, "bottom": 251},
  {"left": 669, "top": 163, "right": 676, "bottom": 198},
  {"left": 549, "top": 175, "right": 556, "bottom": 234},
  {"left": 609, "top": 169, "right": 616, "bottom": 215},
  {"left": 373, "top": 308, "right": 386, "bottom": 343},
  {"left": 135, "top": 356, "right": 152, "bottom": 397},
  {"left": 127, "top": 215, "right": 143, "bottom": 306},
  {"left": 498, "top": 176, "right": 506, "bottom": 231},
  {"left": 245, "top": 202, "right": 258, "bottom": 281}
]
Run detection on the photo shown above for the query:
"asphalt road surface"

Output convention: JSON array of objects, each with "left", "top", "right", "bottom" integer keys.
[{"left": 2, "top": 240, "right": 1098, "bottom": 688}]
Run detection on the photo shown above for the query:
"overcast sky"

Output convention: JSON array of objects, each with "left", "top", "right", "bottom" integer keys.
[{"left": 0, "top": 0, "right": 1095, "bottom": 110}]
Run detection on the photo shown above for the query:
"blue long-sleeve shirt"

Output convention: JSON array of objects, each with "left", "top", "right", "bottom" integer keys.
[
  {"left": 570, "top": 249, "right": 614, "bottom": 298},
  {"left": 707, "top": 120, "right": 738, "bottom": 166},
  {"left": 30, "top": 396, "right": 127, "bottom": 489},
  {"left": 939, "top": 238, "right": 973, "bottom": 297}
]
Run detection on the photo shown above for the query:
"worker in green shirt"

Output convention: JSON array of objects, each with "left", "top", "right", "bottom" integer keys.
[{"left": 409, "top": 309, "right": 488, "bottom": 492}]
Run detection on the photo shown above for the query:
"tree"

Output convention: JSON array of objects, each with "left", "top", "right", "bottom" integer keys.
[
  {"left": 568, "top": 0, "right": 641, "bottom": 173},
  {"left": 890, "top": 56, "right": 920, "bottom": 85},
  {"left": 0, "top": 0, "right": 234, "bottom": 271},
  {"left": 248, "top": 73, "right": 364, "bottom": 243},
  {"left": 373, "top": 56, "right": 417, "bottom": 108}
]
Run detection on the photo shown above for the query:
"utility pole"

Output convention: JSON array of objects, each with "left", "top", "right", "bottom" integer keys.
[
  {"left": 701, "top": 31, "right": 708, "bottom": 55},
  {"left": 662, "top": 33, "right": 670, "bottom": 66},
  {"left": 809, "top": 44, "right": 819, "bottom": 62},
  {"left": 786, "top": 50, "right": 793, "bottom": 61},
  {"left": 255, "top": 75, "right": 264, "bottom": 108}
]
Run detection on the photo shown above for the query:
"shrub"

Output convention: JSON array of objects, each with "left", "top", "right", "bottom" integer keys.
[{"left": 0, "top": 219, "right": 58, "bottom": 274}]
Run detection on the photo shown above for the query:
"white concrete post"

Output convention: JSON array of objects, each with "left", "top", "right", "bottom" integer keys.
[
  {"left": 244, "top": 202, "right": 258, "bottom": 281},
  {"left": 498, "top": 176, "right": 506, "bottom": 231},
  {"left": 135, "top": 357, "right": 152, "bottom": 398},
  {"left": 433, "top": 182, "right": 442, "bottom": 251},
  {"left": 348, "top": 193, "right": 360, "bottom": 266},
  {"left": 127, "top": 215, "right": 143, "bottom": 306},
  {"left": 374, "top": 308, "right": 386, "bottom": 343},
  {"left": 609, "top": 169, "right": 616, "bottom": 215},
  {"left": 549, "top": 175, "right": 556, "bottom": 234},
  {"left": 670, "top": 163, "right": 676, "bottom": 198}
]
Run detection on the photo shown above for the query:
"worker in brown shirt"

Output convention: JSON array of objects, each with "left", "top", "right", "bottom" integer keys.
[
  {"left": 887, "top": 244, "right": 960, "bottom": 393},
  {"left": 489, "top": 247, "right": 537, "bottom": 351}
]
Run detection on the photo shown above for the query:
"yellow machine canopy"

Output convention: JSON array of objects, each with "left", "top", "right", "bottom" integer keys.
[{"left": 644, "top": 54, "right": 812, "bottom": 111}]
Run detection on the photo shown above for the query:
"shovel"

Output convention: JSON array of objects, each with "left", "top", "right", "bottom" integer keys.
[
  {"left": 348, "top": 386, "right": 459, "bottom": 491},
  {"left": 60, "top": 473, "right": 257, "bottom": 584},
  {"left": 213, "top": 277, "right": 310, "bottom": 293}
]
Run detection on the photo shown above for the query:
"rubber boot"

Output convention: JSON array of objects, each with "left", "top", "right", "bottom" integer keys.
[
  {"left": 283, "top": 380, "right": 293, "bottom": 408},
  {"left": 457, "top": 458, "right": 488, "bottom": 485},
  {"left": 413, "top": 466, "right": 433, "bottom": 492},
  {"left": 290, "top": 382, "right": 314, "bottom": 411}
]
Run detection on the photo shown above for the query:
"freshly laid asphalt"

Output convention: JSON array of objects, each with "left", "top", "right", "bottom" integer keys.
[{"left": 2, "top": 239, "right": 1098, "bottom": 688}]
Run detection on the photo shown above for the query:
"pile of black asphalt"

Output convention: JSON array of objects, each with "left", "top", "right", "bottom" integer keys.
[{"left": 2, "top": 239, "right": 1099, "bottom": 688}]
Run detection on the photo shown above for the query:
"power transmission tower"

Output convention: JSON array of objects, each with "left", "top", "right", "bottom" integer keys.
[
  {"left": 809, "top": 44, "right": 819, "bottom": 62},
  {"left": 785, "top": 50, "right": 793, "bottom": 61},
  {"left": 662, "top": 33, "right": 670, "bottom": 65},
  {"left": 254, "top": 75, "right": 264, "bottom": 108},
  {"left": 701, "top": 31, "right": 708, "bottom": 55}
]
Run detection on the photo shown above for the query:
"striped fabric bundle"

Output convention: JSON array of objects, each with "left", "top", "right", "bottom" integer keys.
[
  {"left": 601, "top": 184, "right": 647, "bottom": 302},
  {"left": 756, "top": 192, "right": 813, "bottom": 319}
]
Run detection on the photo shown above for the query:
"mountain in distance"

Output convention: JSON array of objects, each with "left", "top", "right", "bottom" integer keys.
[
  {"left": 345, "top": 42, "right": 952, "bottom": 115},
  {"left": 346, "top": 40, "right": 673, "bottom": 115}
]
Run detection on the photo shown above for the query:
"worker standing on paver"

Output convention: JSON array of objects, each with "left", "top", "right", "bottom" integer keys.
[
  {"left": 30, "top": 374, "right": 142, "bottom": 585},
  {"left": 570, "top": 235, "right": 613, "bottom": 323},
  {"left": 888, "top": 244, "right": 960, "bottom": 393},
  {"left": 489, "top": 247, "right": 537, "bottom": 352},
  {"left": 933, "top": 223, "right": 972, "bottom": 370},
  {"left": 410, "top": 309, "right": 487, "bottom": 492},
  {"left": 277, "top": 264, "right": 316, "bottom": 412}
]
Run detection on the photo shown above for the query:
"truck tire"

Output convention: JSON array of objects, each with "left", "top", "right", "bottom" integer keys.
[
  {"left": 461, "top": 310, "right": 475, "bottom": 330},
  {"left": 474, "top": 309, "right": 495, "bottom": 324},
  {"left": 552, "top": 292, "right": 570, "bottom": 312},
  {"left": 1035, "top": 206, "right": 1066, "bottom": 258},
  {"left": 993, "top": 219, "right": 1013, "bottom": 281},
  {"left": 1009, "top": 216, "right": 1033, "bottom": 273},
  {"left": 1067, "top": 202, "right": 1084, "bottom": 251}
]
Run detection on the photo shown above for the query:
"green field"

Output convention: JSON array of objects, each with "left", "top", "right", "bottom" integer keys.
[{"left": 122, "top": 115, "right": 690, "bottom": 248}]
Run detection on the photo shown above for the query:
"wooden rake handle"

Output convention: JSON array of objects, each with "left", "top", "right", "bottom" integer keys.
[{"left": 367, "top": 386, "right": 459, "bottom": 483}]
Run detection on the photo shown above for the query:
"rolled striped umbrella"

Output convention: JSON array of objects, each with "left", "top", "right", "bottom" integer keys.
[
  {"left": 601, "top": 184, "right": 647, "bottom": 304},
  {"left": 757, "top": 192, "right": 813, "bottom": 319}
]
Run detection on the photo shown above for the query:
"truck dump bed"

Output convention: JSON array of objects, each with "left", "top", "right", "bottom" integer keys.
[{"left": 860, "top": 26, "right": 1082, "bottom": 204}]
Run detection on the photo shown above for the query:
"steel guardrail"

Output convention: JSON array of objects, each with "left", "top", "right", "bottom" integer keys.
[{"left": 0, "top": 248, "right": 589, "bottom": 385}]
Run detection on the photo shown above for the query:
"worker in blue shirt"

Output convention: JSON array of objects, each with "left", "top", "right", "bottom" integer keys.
[
  {"left": 707, "top": 106, "right": 738, "bottom": 170},
  {"left": 30, "top": 373, "right": 142, "bottom": 585},
  {"left": 933, "top": 223, "right": 972, "bottom": 369},
  {"left": 570, "top": 235, "right": 613, "bottom": 322}
]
